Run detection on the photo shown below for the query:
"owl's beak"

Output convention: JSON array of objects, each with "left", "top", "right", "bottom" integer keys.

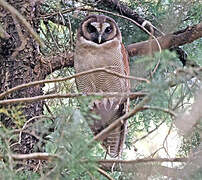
[{"left": 98, "top": 34, "right": 102, "bottom": 44}]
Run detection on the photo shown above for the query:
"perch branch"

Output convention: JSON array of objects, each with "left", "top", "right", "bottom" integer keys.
[
  {"left": 41, "top": 7, "right": 202, "bottom": 60},
  {"left": 98, "top": 157, "right": 188, "bottom": 164}
]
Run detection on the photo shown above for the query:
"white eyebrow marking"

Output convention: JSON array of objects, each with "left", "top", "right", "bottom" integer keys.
[
  {"left": 91, "top": 22, "right": 111, "bottom": 33},
  {"left": 101, "top": 23, "right": 111, "bottom": 33},
  {"left": 102, "top": 23, "right": 110, "bottom": 31},
  {"left": 91, "top": 22, "right": 101, "bottom": 32}
]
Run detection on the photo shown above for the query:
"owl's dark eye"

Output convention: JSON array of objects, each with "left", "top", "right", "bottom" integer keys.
[
  {"left": 105, "top": 26, "right": 112, "bottom": 33},
  {"left": 87, "top": 24, "right": 97, "bottom": 33}
]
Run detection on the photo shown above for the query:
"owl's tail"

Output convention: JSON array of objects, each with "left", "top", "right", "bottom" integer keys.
[
  {"left": 103, "top": 122, "right": 127, "bottom": 158},
  {"left": 89, "top": 98, "right": 128, "bottom": 158}
]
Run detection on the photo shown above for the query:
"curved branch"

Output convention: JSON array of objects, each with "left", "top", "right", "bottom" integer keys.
[{"left": 96, "top": 0, "right": 162, "bottom": 36}]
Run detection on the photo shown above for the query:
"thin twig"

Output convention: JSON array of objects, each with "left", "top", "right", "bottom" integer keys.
[
  {"left": 98, "top": 157, "right": 188, "bottom": 164},
  {"left": 133, "top": 120, "right": 166, "bottom": 144},
  {"left": 142, "top": 105, "right": 177, "bottom": 117},
  {"left": 96, "top": 167, "right": 115, "bottom": 180},
  {"left": 0, "top": 92, "right": 146, "bottom": 105},
  {"left": 0, "top": 68, "right": 149, "bottom": 99},
  {"left": 91, "top": 96, "right": 151, "bottom": 142}
]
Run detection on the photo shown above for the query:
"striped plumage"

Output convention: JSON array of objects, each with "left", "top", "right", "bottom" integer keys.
[{"left": 74, "top": 15, "right": 130, "bottom": 157}]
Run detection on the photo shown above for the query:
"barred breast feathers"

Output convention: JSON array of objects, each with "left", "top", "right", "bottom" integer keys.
[{"left": 74, "top": 36, "right": 123, "bottom": 73}]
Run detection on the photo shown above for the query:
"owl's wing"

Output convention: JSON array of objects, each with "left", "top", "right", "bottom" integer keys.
[
  {"left": 114, "top": 43, "right": 130, "bottom": 157},
  {"left": 121, "top": 43, "right": 130, "bottom": 89}
]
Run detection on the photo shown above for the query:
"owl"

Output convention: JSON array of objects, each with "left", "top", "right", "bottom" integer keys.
[{"left": 74, "top": 15, "right": 130, "bottom": 157}]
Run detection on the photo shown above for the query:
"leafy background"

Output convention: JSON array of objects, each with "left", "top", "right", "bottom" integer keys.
[{"left": 0, "top": 0, "right": 202, "bottom": 179}]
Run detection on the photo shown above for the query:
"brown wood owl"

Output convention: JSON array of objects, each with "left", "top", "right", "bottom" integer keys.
[{"left": 74, "top": 15, "right": 130, "bottom": 157}]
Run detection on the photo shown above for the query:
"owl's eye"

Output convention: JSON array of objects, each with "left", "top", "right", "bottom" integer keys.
[
  {"left": 87, "top": 24, "right": 97, "bottom": 33},
  {"left": 105, "top": 26, "right": 112, "bottom": 33}
]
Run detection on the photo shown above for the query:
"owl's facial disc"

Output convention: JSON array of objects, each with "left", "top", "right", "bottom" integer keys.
[{"left": 88, "top": 22, "right": 113, "bottom": 44}]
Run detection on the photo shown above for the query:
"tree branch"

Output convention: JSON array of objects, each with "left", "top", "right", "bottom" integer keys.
[
  {"left": 11, "top": 153, "right": 59, "bottom": 161},
  {"left": 91, "top": 96, "right": 151, "bottom": 142},
  {"left": 98, "top": 157, "right": 188, "bottom": 164},
  {"left": 40, "top": 7, "right": 202, "bottom": 64},
  {"left": 35, "top": 52, "right": 74, "bottom": 76},
  {"left": 97, "top": 0, "right": 191, "bottom": 65},
  {"left": 127, "top": 22, "right": 202, "bottom": 57},
  {"left": 96, "top": 0, "right": 162, "bottom": 36},
  {"left": 0, "top": 67, "right": 149, "bottom": 99},
  {"left": 0, "top": 92, "right": 146, "bottom": 105},
  {"left": 42, "top": 9, "right": 201, "bottom": 60}
]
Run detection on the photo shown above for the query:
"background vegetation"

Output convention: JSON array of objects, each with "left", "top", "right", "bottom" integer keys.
[{"left": 0, "top": 0, "right": 201, "bottom": 179}]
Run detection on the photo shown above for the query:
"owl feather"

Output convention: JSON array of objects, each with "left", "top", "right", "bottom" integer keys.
[{"left": 74, "top": 15, "right": 130, "bottom": 157}]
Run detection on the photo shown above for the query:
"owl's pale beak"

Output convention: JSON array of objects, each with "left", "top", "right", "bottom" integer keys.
[{"left": 98, "top": 34, "right": 102, "bottom": 44}]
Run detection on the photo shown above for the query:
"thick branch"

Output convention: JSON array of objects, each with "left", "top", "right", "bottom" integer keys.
[
  {"left": 43, "top": 23, "right": 202, "bottom": 74},
  {"left": 1, "top": 151, "right": 200, "bottom": 178},
  {"left": 127, "top": 22, "right": 202, "bottom": 57},
  {"left": 98, "top": 157, "right": 188, "bottom": 164},
  {"left": 35, "top": 52, "right": 74, "bottom": 76},
  {"left": 100, "top": 163, "right": 183, "bottom": 178},
  {"left": 96, "top": 0, "right": 198, "bottom": 65}
]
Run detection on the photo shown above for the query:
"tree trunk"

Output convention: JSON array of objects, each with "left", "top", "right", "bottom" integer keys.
[{"left": 0, "top": 0, "right": 44, "bottom": 154}]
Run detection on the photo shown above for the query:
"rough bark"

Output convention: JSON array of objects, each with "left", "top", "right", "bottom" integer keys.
[{"left": 0, "top": 0, "right": 44, "bottom": 154}]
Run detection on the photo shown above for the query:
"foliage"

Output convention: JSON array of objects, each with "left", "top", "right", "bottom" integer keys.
[{"left": 0, "top": 0, "right": 202, "bottom": 179}]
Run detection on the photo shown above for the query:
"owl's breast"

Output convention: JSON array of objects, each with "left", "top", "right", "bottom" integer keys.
[{"left": 74, "top": 38, "right": 126, "bottom": 93}]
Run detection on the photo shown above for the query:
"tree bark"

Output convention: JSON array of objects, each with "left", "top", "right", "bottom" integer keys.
[{"left": 0, "top": 0, "right": 44, "bottom": 154}]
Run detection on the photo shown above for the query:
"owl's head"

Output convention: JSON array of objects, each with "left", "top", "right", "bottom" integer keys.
[{"left": 78, "top": 15, "right": 122, "bottom": 44}]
